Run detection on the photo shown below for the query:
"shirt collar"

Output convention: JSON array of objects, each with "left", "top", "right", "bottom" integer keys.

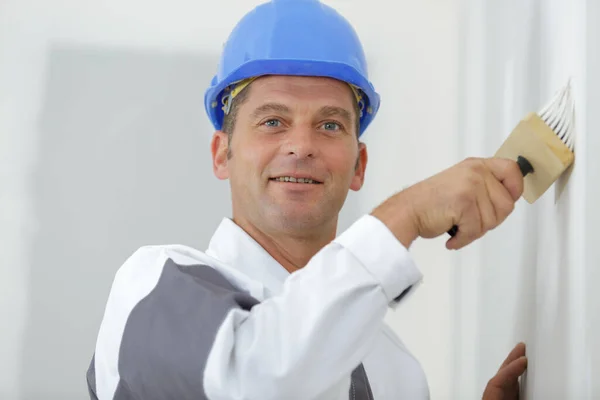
[{"left": 205, "top": 217, "right": 291, "bottom": 298}]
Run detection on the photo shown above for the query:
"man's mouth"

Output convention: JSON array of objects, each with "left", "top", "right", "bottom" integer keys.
[{"left": 269, "top": 176, "right": 323, "bottom": 184}]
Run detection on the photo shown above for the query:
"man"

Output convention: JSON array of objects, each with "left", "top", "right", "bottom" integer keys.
[{"left": 87, "top": 0, "right": 527, "bottom": 399}]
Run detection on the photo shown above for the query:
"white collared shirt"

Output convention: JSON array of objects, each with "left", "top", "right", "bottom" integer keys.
[{"left": 88, "top": 214, "right": 430, "bottom": 399}]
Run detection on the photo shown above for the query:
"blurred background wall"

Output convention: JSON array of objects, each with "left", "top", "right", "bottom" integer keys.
[{"left": 0, "top": 0, "right": 598, "bottom": 399}]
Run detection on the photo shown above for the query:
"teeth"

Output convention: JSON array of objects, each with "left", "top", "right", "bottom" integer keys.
[{"left": 272, "top": 176, "right": 318, "bottom": 184}]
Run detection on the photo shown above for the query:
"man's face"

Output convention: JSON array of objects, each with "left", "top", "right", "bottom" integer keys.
[{"left": 211, "top": 75, "right": 368, "bottom": 234}]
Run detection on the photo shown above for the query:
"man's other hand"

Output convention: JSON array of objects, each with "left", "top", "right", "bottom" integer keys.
[{"left": 482, "top": 342, "right": 528, "bottom": 400}]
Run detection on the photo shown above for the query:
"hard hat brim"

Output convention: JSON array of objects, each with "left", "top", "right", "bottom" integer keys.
[{"left": 204, "top": 58, "right": 380, "bottom": 137}]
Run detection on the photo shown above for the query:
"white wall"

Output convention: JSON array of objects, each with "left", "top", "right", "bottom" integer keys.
[
  {"left": 453, "top": 0, "right": 600, "bottom": 399},
  {"left": 585, "top": 1, "right": 600, "bottom": 397}
]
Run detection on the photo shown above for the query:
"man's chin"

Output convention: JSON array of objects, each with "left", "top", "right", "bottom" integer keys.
[{"left": 269, "top": 208, "right": 327, "bottom": 230}]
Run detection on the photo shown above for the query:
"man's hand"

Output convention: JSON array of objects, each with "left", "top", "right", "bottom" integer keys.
[
  {"left": 371, "top": 157, "right": 524, "bottom": 249},
  {"left": 482, "top": 342, "right": 528, "bottom": 400}
]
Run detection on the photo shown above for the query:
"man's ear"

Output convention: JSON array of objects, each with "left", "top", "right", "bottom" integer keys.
[
  {"left": 211, "top": 131, "right": 230, "bottom": 180},
  {"left": 350, "top": 142, "right": 368, "bottom": 191}
]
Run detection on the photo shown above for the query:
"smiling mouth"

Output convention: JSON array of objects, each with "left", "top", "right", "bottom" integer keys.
[{"left": 269, "top": 176, "right": 323, "bottom": 184}]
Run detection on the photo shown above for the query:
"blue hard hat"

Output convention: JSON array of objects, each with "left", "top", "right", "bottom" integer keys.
[{"left": 204, "top": 0, "right": 380, "bottom": 137}]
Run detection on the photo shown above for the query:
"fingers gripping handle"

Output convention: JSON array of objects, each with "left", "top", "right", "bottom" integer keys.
[{"left": 447, "top": 156, "right": 533, "bottom": 237}]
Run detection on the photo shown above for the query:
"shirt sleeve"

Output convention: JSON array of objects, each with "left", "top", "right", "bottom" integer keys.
[
  {"left": 87, "top": 214, "right": 423, "bottom": 400},
  {"left": 334, "top": 214, "right": 423, "bottom": 306}
]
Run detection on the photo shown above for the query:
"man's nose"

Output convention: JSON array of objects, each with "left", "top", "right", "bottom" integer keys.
[{"left": 282, "top": 127, "right": 318, "bottom": 159}]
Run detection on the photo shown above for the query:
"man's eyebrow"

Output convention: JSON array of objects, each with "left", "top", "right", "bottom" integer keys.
[
  {"left": 250, "top": 103, "right": 292, "bottom": 119},
  {"left": 317, "top": 105, "right": 353, "bottom": 124},
  {"left": 250, "top": 103, "right": 355, "bottom": 125}
]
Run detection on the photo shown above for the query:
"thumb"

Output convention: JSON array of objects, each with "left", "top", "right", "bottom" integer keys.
[{"left": 484, "top": 158, "right": 525, "bottom": 201}]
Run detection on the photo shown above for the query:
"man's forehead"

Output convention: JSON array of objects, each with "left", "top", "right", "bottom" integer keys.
[
  {"left": 243, "top": 76, "right": 357, "bottom": 117},
  {"left": 249, "top": 75, "right": 355, "bottom": 101}
]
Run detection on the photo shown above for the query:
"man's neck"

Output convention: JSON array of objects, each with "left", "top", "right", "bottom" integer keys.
[{"left": 233, "top": 216, "right": 337, "bottom": 273}]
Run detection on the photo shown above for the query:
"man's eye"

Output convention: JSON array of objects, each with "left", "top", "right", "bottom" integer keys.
[
  {"left": 264, "top": 119, "right": 281, "bottom": 127},
  {"left": 323, "top": 122, "right": 341, "bottom": 131}
]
